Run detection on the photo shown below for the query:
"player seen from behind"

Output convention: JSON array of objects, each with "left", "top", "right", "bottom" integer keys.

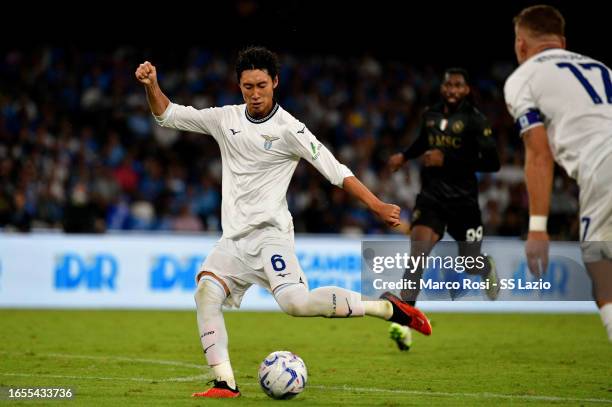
[{"left": 505, "top": 5, "right": 612, "bottom": 342}]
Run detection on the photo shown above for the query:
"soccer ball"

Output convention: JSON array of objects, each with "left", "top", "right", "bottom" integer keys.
[{"left": 258, "top": 351, "right": 307, "bottom": 399}]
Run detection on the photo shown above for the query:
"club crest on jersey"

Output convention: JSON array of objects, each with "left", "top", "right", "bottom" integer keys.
[
  {"left": 451, "top": 120, "right": 464, "bottom": 134},
  {"left": 260, "top": 134, "right": 280, "bottom": 150}
]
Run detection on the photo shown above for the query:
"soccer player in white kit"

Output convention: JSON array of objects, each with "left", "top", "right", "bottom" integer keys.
[
  {"left": 504, "top": 5, "right": 612, "bottom": 342},
  {"left": 135, "top": 46, "right": 432, "bottom": 398}
]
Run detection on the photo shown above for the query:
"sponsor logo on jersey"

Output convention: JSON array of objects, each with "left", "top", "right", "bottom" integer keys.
[
  {"left": 428, "top": 134, "right": 462, "bottom": 149},
  {"left": 229, "top": 128, "right": 241, "bottom": 135},
  {"left": 261, "top": 134, "right": 280, "bottom": 150}
]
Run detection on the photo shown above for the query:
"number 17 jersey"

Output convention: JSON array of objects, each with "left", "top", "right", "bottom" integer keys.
[{"left": 504, "top": 48, "right": 612, "bottom": 180}]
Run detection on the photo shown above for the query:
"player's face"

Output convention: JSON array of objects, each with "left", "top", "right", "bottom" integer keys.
[
  {"left": 239, "top": 69, "right": 278, "bottom": 118},
  {"left": 441, "top": 73, "right": 469, "bottom": 106}
]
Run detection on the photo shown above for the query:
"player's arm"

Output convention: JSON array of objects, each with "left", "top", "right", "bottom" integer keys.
[
  {"left": 135, "top": 61, "right": 220, "bottom": 135},
  {"left": 523, "top": 125, "right": 554, "bottom": 275},
  {"left": 402, "top": 126, "right": 429, "bottom": 160},
  {"left": 388, "top": 121, "right": 429, "bottom": 171},
  {"left": 523, "top": 125, "right": 553, "bottom": 220},
  {"left": 287, "top": 125, "right": 400, "bottom": 227},
  {"left": 504, "top": 74, "right": 552, "bottom": 274},
  {"left": 135, "top": 61, "right": 170, "bottom": 115},
  {"left": 342, "top": 176, "right": 401, "bottom": 227}
]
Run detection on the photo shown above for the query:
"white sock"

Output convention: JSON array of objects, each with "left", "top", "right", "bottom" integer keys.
[
  {"left": 194, "top": 278, "right": 232, "bottom": 372},
  {"left": 600, "top": 303, "right": 612, "bottom": 342},
  {"left": 212, "top": 360, "right": 236, "bottom": 390},
  {"left": 275, "top": 284, "right": 366, "bottom": 317},
  {"left": 364, "top": 300, "right": 393, "bottom": 320}
]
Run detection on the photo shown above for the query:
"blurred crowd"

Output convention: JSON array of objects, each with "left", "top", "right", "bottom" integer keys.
[{"left": 0, "top": 47, "right": 579, "bottom": 239}]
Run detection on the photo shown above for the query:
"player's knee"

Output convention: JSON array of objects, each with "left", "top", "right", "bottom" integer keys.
[
  {"left": 280, "top": 301, "right": 300, "bottom": 316},
  {"left": 278, "top": 296, "right": 308, "bottom": 316},
  {"left": 194, "top": 276, "right": 225, "bottom": 307},
  {"left": 276, "top": 286, "right": 310, "bottom": 317},
  {"left": 194, "top": 280, "right": 207, "bottom": 306}
]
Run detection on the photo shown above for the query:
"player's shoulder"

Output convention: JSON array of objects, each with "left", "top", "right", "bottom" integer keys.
[
  {"left": 464, "top": 101, "right": 487, "bottom": 121},
  {"left": 193, "top": 103, "right": 243, "bottom": 120},
  {"left": 504, "top": 62, "right": 534, "bottom": 98},
  {"left": 208, "top": 104, "right": 249, "bottom": 126},
  {"left": 276, "top": 106, "right": 310, "bottom": 137},
  {"left": 276, "top": 105, "right": 298, "bottom": 125},
  {"left": 217, "top": 104, "right": 245, "bottom": 115}
]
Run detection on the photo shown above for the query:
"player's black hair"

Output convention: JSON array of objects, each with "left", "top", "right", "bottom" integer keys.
[
  {"left": 235, "top": 46, "right": 280, "bottom": 82},
  {"left": 443, "top": 67, "right": 470, "bottom": 85}
]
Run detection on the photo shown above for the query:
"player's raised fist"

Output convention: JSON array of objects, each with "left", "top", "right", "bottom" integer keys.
[{"left": 135, "top": 61, "right": 157, "bottom": 85}]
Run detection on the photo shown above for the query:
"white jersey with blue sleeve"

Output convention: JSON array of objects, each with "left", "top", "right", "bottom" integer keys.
[
  {"left": 154, "top": 102, "right": 353, "bottom": 239},
  {"left": 504, "top": 48, "right": 612, "bottom": 180},
  {"left": 505, "top": 48, "right": 612, "bottom": 247}
]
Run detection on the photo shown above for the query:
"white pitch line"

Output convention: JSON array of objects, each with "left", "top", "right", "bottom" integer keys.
[
  {"left": 44, "top": 353, "right": 205, "bottom": 370},
  {"left": 0, "top": 372, "right": 211, "bottom": 383},
  {"left": 2, "top": 372, "right": 611, "bottom": 404},
  {"left": 293, "top": 384, "right": 612, "bottom": 405},
  {"left": 3, "top": 353, "right": 611, "bottom": 404}
]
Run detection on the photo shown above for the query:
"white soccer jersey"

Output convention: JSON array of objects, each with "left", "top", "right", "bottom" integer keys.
[
  {"left": 155, "top": 102, "right": 353, "bottom": 239},
  {"left": 504, "top": 48, "right": 612, "bottom": 180}
]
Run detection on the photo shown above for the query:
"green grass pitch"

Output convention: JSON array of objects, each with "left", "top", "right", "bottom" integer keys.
[{"left": 1, "top": 310, "right": 611, "bottom": 406}]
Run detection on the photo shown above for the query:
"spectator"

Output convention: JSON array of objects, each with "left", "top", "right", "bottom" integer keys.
[{"left": 0, "top": 46, "right": 578, "bottom": 238}]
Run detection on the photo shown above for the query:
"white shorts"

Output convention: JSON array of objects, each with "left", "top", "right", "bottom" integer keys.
[
  {"left": 578, "top": 154, "right": 612, "bottom": 262},
  {"left": 197, "top": 226, "right": 307, "bottom": 308}
]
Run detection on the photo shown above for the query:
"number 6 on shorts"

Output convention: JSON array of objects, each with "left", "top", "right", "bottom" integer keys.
[{"left": 262, "top": 245, "right": 307, "bottom": 291}]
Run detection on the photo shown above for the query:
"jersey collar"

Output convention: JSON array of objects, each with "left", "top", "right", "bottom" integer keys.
[{"left": 245, "top": 102, "right": 279, "bottom": 124}]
